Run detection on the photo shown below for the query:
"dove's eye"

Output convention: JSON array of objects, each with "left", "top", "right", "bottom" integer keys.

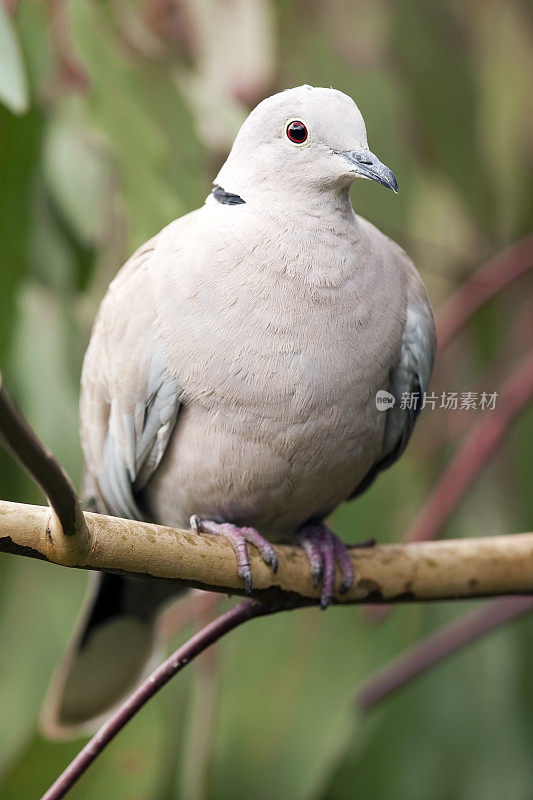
[{"left": 286, "top": 120, "right": 308, "bottom": 145}]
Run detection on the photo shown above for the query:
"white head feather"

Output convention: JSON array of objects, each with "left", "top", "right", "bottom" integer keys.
[{"left": 214, "top": 85, "right": 397, "bottom": 203}]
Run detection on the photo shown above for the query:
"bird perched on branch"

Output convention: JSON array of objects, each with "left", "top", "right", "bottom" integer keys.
[{"left": 42, "top": 85, "right": 435, "bottom": 737}]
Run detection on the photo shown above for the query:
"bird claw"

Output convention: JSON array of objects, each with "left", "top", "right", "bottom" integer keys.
[
  {"left": 238, "top": 565, "right": 253, "bottom": 596},
  {"left": 191, "top": 517, "right": 277, "bottom": 594},
  {"left": 260, "top": 544, "right": 279, "bottom": 573},
  {"left": 189, "top": 514, "right": 202, "bottom": 534},
  {"left": 299, "top": 524, "right": 358, "bottom": 609}
]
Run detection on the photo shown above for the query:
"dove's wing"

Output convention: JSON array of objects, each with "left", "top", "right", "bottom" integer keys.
[
  {"left": 351, "top": 254, "right": 436, "bottom": 497},
  {"left": 81, "top": 235, "right": 181, "bottom": 519},
  {"left": 44, "top": 234, "right": 184, "bottom": 739}
]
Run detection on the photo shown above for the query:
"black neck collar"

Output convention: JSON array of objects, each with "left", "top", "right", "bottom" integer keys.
[{"left": 212, "top": 185, "right": 245, "bottom": 205}]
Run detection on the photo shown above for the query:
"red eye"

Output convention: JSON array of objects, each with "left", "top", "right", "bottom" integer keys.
[{"left": 286, "top": 120, "right": 308, "bottom": 144}]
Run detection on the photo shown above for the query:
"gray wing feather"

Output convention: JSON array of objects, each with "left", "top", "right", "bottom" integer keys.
[
  {"left": 96, "top": 345, "right": 181, "bottom": 519},
  {"left": 351, "top": 269, "right": 436, "bottom": 498},
  {"left": 382, "top": 299, "right": 435, "bottom": 457},
  {"left": 81, "top": 236, "right": 182, "bottom": 520},
  {"left": 134, "top": 348, "right": 181, "bottom": 490}
]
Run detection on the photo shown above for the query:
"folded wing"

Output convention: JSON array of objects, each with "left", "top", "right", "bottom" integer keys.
[
  {"left": 351, "top": 255, "right": 436, "bottom": 497},
  {"left": 81, "top": 236, "right": 181, "bottom": 519}
]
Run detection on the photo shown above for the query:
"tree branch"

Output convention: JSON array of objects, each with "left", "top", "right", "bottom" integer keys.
[
  {"left": 2, "top": 498, "right": 533, "bottom": 605},
  {"left": 0, "top": 376, "right": 87, "bottom": 539}
]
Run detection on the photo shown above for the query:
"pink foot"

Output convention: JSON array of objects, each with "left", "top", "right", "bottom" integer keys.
[
  {"left": 299, "top": 523, "right": 372, "bottom": 609},
  {"left": 190, "top": 516, "right": 278, "bottom": 595}
]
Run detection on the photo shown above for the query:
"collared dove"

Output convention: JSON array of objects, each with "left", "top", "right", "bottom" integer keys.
[{"left": 41, "top": 85, "right": 435, "bottom": 737}]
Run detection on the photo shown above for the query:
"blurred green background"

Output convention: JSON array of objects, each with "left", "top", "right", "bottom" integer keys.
[{"left": 0, "top": 1, "right": 532, "bottom": 798}]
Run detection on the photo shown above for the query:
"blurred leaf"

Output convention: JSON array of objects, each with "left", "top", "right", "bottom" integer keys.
[
  {"left": 324, "top": 608, "right": 533, "bottom": 800},
  {"left": 407, "top": 171, "right": 484, "bottom": 270},
  {"left": 209, "top": 607, "right": 381, "bottom": 800},
  {"left": 14, "top": 0, "right": 51, "bottom": 93},
  {"left": 43, "top": 102, "right": 112, "bottom": 247},
  {"left": 7, "top": 284, "right": 83, "bottom": 484},
  {"left": 475, "top": 1, "right": 533, "bottom": 242},
  {"left": 512, "top": 405, "right": 533, "bottom": 529},
  {"left": 392, "top": 0, "right": 495, "bottom": 233},
  {"left": 0, "top": 558, "right": 86, "bottom": 777},
  {"left": 175, "top": 69, "right": 247, "bottom": 154},
  {"left": 29, "top": 180, "right": 76, "bottom": 292},
  {"left": 71, "top": 0, "right": 205, "bottom": 250},
  {"left": 152, "top": 650, "right": 195, "bottom": 800},
  {"left": 176, "top": 0, "right": 275, "bottom": 152},
  {"left": 0, "top": 5, "right": 29, "bottom": 114},
  {"left": 0, "top": 675, "right": 163, "bottom": 800},
  {"left": 0, "top": 104, "right": 42, "bottom": 360}
]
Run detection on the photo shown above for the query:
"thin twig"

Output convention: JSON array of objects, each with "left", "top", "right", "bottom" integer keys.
[
  {"left": 182, "top": 600, "right": 222, "bottom": 800},
  {"left": 41, "top": 599, "right": 277, "bottom": 800},
  {"left": 0, "top": 375, "right": 86, "bottom": 537},
  {"left": 2, "top": 0, "right": 20, "bottom": 15},
  {"left": 357, "top": 596, "right": 533, "bottom": 711},
  {"left": 436, "top": 235, "right": 533, "bottom": 351},
  {"left": 157, "top": 591, "right": 221, "bottom": 643},
  {"left": 47, "top": 0, "right": 90, "bottom": 92}
]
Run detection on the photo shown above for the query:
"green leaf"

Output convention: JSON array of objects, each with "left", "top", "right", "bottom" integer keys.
[
  {"left": 392, "top": 0, "right": 495, "bottom": 233},
  {"left": 6, "top": 284, "right": 83, "bottom": 483},
  {"left": 325, "top": 607, "right": 533, "bottom": 800},
  {"left": 207, "top": 608, "right": 371, "bottom": 800},
  {"left": 70, "top": 0, "right": 206, "bottom": 251},
  {"left": 0, "top": 4, "right": 29, "bottom": 114},
  {"left": 0, "top": 685, "right": 164, "bottom": 800},
  {"left": 43, "top": 103, "right": 112, "bottom": 247},
  {"left": 0, "top": 557, "right": 86, "bottom": 777},
  {"left": 0, "top": 104, "right": 42, "bottom": 360}
]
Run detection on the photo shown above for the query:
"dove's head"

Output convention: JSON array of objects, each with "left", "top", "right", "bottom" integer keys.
[{"left": 214, "top": 85, "right": 398, "bottom": 203}]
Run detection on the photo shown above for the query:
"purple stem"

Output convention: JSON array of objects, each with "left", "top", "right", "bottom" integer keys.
[
  {"left": 436, "top": 234, "right": 533, "bottom": 352},
  {"left": 357, "top": 596, "right": 533, "bottom": 712},
  {"left": 41, "top": 599, "right": 275, "bottom": 800}
]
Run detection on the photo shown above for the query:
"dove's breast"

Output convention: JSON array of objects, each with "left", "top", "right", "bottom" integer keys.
[{"left": 146, "top": 207, "right": 407, "bottom": 540}]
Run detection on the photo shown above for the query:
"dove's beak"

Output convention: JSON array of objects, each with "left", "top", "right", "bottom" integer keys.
[{"left": 340, "top": 148, "right": 399, "bottom": 193}]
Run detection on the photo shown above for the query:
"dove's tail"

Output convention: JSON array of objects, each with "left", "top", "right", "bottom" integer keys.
[{"left": 40, "top": 572, "right": 179, "bottom": 739}]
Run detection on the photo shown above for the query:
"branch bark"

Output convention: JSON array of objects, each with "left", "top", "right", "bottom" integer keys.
[
  {"left": 0, "top": 376, "right": 87, "bottom": 539},
  {"left": 2, "top": 499, "right": 533, "bottom": 605}
]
